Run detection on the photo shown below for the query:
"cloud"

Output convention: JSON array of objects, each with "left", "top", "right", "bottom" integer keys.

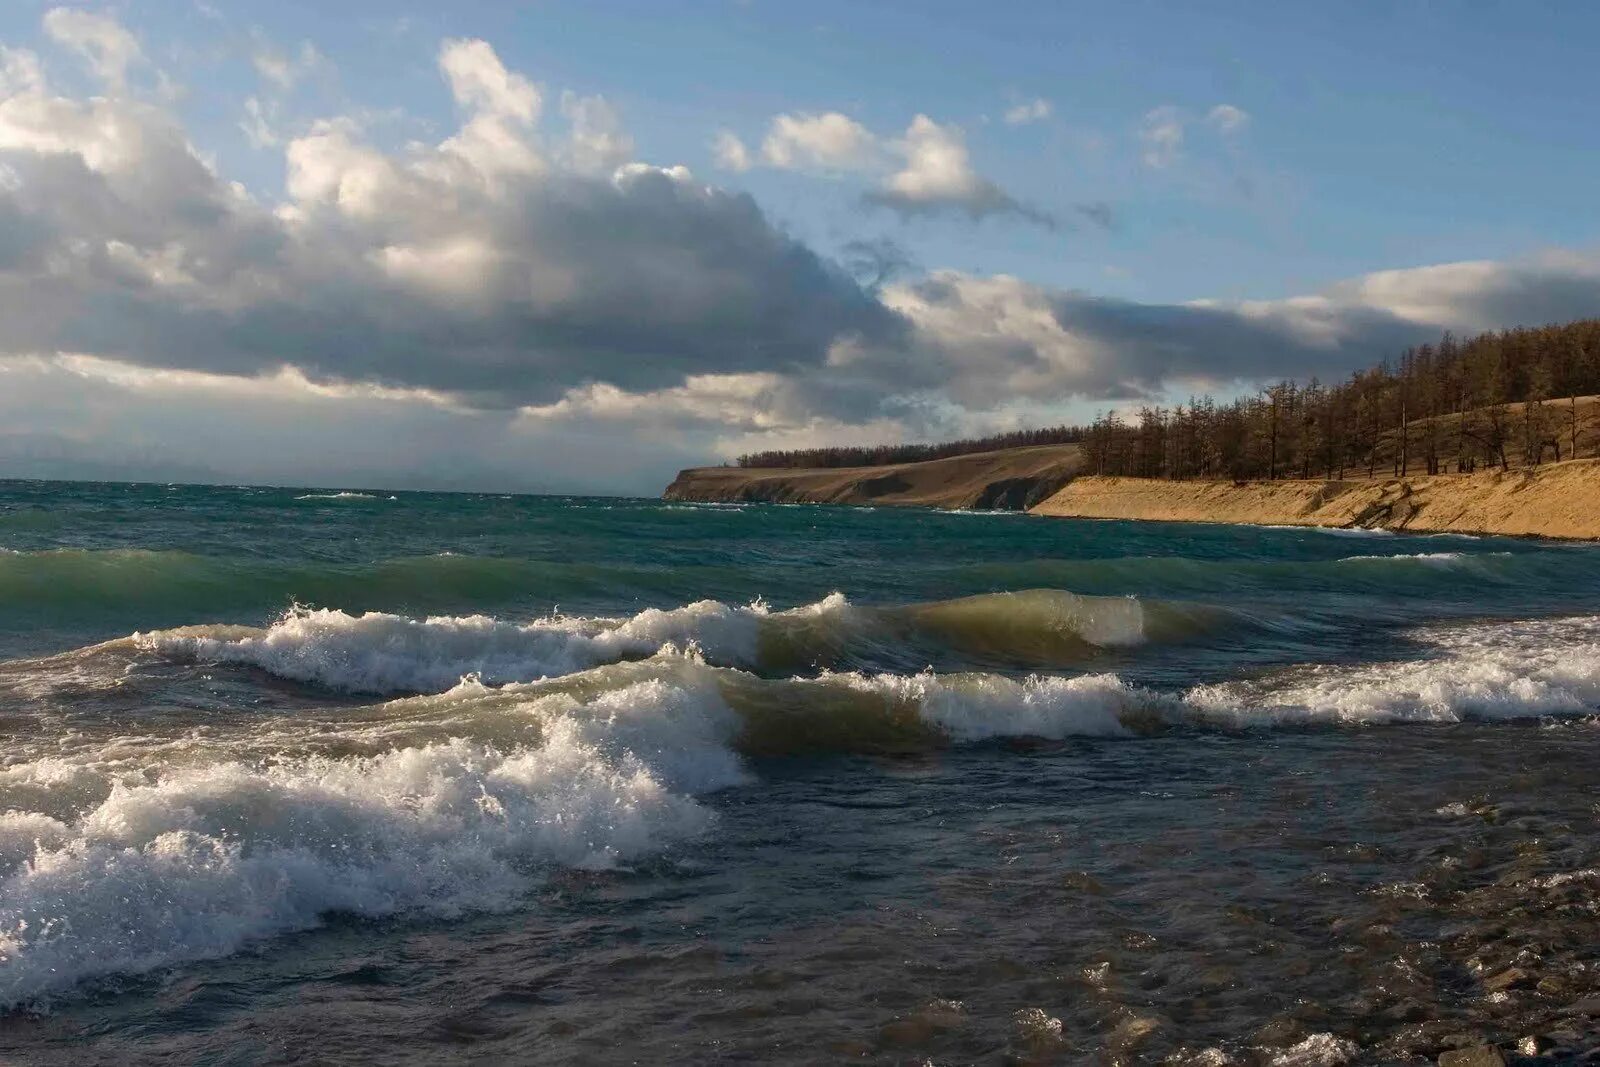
[
  {"left": 1141, "top": 103, "right": 1251, "bottom": 168},
  {"left": 0, "top": 32, "right": 900, "bottom": 414},
  {"left": 839, "top": 235, "right": 918, "bottom": 291},
  {"left": 558, "top": 91, "right": 633, "bottom": 174},
  {"left": 0, "top": 47, "right": 45, "bottom": 97},
  {"left": 0, "top": 353, "right": 705, "bottom": 494},
  {"left": 1138, "top": 105, "right": 1184, "bottom": 168},
  {"left": 867, "top": 115, "right": 1049, "bottom": 224},
  {"left": 760, "top": 111, "right": 880, "bottom": 171},
  {"left": 1003, "top": 98, "right": 1052, "bottom": 126},
  {"left": 722, "top": 109, "right": 1049, "bottom": 225},
  {"left": 711, "top": 129, "right": 751, "bottom": 172},
  {"left": 251, "top": 37, "right": 324, "bottom": 93},
  {"left": 1206, "top": 103, "right": 1249, "bottom": 134},
  {"left": 42, "top": 8, "right": 143, "bottom": 92},
  {"left": 0, "top": 11, "right": 1597, "bottom": 490},
  {"left": 240, "top": 95, "right": 278, "bottom": 148}
]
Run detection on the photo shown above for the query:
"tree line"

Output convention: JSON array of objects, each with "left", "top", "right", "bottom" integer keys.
[
  {"left": 740, "top": 319, "right": 1600, "bottom": 479},
  {"left": 736, "top": 426, "right": 1085, "bottom": 469},
  {"left": 1084, "top": 319, "right": 1600, "bottom": 481}
]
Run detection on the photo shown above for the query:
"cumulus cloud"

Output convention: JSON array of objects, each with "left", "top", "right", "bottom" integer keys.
[
  {"left": 722, "top": 109, "right": 1048, "bottom": 225},
  {"left": 711, "top": 129, "right": 751, "bottom": 172},
  {"left": 0, "top": 30, "right": 899, "bottom": 411},
  {"left": 868, "top": 115, "right": 1049, "bottom": 224},
  {"left": 1003, "top": 98, "right": 1052, "bottom": 126},
  {"left": 558, "top": 91, "right": 633, "bottom": 174},
  {"left": 760, "top": 111, "right": 880, "bottom": 171},
  {"left": 0, "top": 10, "right": 1597, "bottom": 490},
  {"left": 0, "top": 46, "right": 46, "bottom": 97}
]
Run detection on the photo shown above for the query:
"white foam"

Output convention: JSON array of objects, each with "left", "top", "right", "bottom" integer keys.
[
  {"left": 137, "top": 598, "right": 786, "bottom": 694},
  {"left": 1267, "top": 1033, "right": 1358, "bottom": 1067},
  {"left": 1262, "top": 525, "right": 1395, "bottom": 537},
  {"left": 1335, "top": 551, "right": 1510, "bottom": 567},
  {"left": 842, "top": 669, "right": 1166, "bottom": 739},
  {"left": 1187, "top": 615, "right": 1600, "bottom": 725},
  {"left": 0, "top": 676, "right": 745, "bottom": 1008},
  {"left": 293, "top": 492, "right": 380, "bottom": 501}
]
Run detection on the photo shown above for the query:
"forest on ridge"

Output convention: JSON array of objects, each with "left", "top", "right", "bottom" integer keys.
[{"left": 738, "top": 319, "right": 1600, "bottom": 480}]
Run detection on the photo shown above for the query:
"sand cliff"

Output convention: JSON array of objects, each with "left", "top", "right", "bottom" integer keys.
[
  {"left": 663, "top": 444, "right": 1083, "bottom": 510},
  {"left": 1029, "top": 459, "right": 1600, "bottom": 540}
]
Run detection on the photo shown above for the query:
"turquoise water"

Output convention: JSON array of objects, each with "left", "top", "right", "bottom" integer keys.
[{"left": 2, "top": 479, "right": 1599, "bottom": 1063}]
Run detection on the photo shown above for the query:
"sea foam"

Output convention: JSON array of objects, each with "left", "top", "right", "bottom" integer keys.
[
  {"left": 0, "top": 676, "right": 745, "bottom": 1009},
  {"left": 136, "top": 599, "right": 777, "bottom": 693}
]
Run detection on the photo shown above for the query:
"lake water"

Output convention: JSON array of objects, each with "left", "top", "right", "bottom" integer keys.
[{"left": 2, "top": 480, "right": 1598, "bottom": 1063}]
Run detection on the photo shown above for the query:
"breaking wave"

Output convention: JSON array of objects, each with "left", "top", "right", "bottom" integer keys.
[
  {"left": 293, "top": 492, "right": 384, "bottom": 501},
  {"left": 3, "top": 613, "right": 1599, "bottom": 1007},
  {"left": 134, "top": 589, "right": 1225, "bottom": 692}
]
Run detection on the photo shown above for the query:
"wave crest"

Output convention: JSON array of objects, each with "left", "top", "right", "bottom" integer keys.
[{"left": 134, "top": 590, "right": 1196, "bottom": 694}]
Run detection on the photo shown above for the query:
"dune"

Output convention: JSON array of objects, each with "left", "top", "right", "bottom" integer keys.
[
  {"left": 663, "top": 444, "right": 1082, "bottom": 510},
  {"left": 1029, "top": 458, "right": 1600, "bottom": 540}
]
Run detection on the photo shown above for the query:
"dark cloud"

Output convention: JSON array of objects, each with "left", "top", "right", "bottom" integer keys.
[{"left": 3, "top": 32, "right": 1600, "bottom": 489}]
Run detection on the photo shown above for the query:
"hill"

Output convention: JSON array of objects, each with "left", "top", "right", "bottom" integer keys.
[
  {"left": 1030, "top": 457, "right": 1600, "bottom": 539},
  {"left": 663, "top": 444, "right": 1082, "bottom": 510}
]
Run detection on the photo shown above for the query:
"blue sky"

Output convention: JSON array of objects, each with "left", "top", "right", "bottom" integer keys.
[
  {"left": 0, "top": 2, "right": 1596, "bottom": 491},
  {"left": 8, "top": 0, "right": 1597, "bottom": 301}
]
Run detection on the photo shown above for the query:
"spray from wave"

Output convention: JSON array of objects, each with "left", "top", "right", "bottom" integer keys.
[{"left": 132, "top": 589, "right": 1217, "bottom": 693}]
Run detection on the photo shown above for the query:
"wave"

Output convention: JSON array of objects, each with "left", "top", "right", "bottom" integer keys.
[
  {"left": 0, "top": 542, "right": 1580, "bottom": 636},
  {"left": 1187, "top": 614, "right": 1600, "bottom": 726},
  {"left": 0, "top": 671, "right": 741, "bottom": 1009},
  {"left": 292, "top": 492, "right": 391, "bottom": 501},
  {"left": 133, "top": 589, "right": 1223, "bottom": 694},
  {"left": 4, "top": 614, "right": 1598, "bottom": 1007},
  {"left": 961, "top": 547, "right": 1574, "bottom": 600},
  {"left": 1334, "top": 551, "right": 1511, "bottom": 569}
]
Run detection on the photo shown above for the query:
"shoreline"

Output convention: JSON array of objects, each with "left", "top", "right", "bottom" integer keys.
[
  {"left": 1028, "top": 459, "right": 1600, "bottom": 541},
  {"left": 663, "top": 452, "right": 1600, "bottom": 541}
]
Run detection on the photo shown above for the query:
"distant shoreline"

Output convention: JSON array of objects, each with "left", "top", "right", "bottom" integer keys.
[
  {"left": 1029, "top": 460, "right": 1600, "bottom": 541},
  {"left": 665, "top": 451, "right": 1600, "bottom": 541}
]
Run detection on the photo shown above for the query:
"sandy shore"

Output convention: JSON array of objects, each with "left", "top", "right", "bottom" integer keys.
[
  {"left": 663, "top": 444, "right": 1082, "bottom": 510},
  {"left": 1030, "top": 459, "right": 1600, "bottom": 540}
]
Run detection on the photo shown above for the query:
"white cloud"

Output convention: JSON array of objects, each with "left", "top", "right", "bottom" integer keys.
[
  {"left": 1138, "top": 105, "right": 1183, "bottom": 168},
  {"left": 723, "top": 108, "right": 1045, "bottom": 223},
  {"left": 436, "top": 38, "right": 544, "bottom": 178},
  {"left": 0, "top": 29, "right": 896, "bottom": 416},
  {"left": 240, "top": 95, "right": 277, "bottom": 148},
  {"left": 558, "top": 91, "right": 633, "bottom": 175},
  {"left": 760, "top": 111, "right": 880, "bottom": 171},
  {"left": 439, "top": 38, "right": 540, "bottom": 122},
  {"left": 1141, "top": 103, "right": 1251, "bottom": 168},
  {"left": 0, "top": 12, "right": 1596, "bottom": 489},
  {"left": 251, "top": 38, "right": 324, "bottom": 93},
  {"left": 871, "top": 115, "right": 1043, "bottom": 222},
  {"left": 0, "top": 47, "right": 46, "bottom": 97},
  {"left": 42, "top": 8, "right": 143, "bottom": 92},
  {"left": 1003, "top": 98, "right": 1052, "bottom": 126},
  {"left": 1206, "top": 103, "right": 1249, "bottom": 134},
  {"left": 712, "top": 129, "right": 751, "bottom": 172}
]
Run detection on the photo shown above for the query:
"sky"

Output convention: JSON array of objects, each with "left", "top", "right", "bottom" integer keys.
[{"left": 0, "top": 1, "right": 1597, "bottom": 494}]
